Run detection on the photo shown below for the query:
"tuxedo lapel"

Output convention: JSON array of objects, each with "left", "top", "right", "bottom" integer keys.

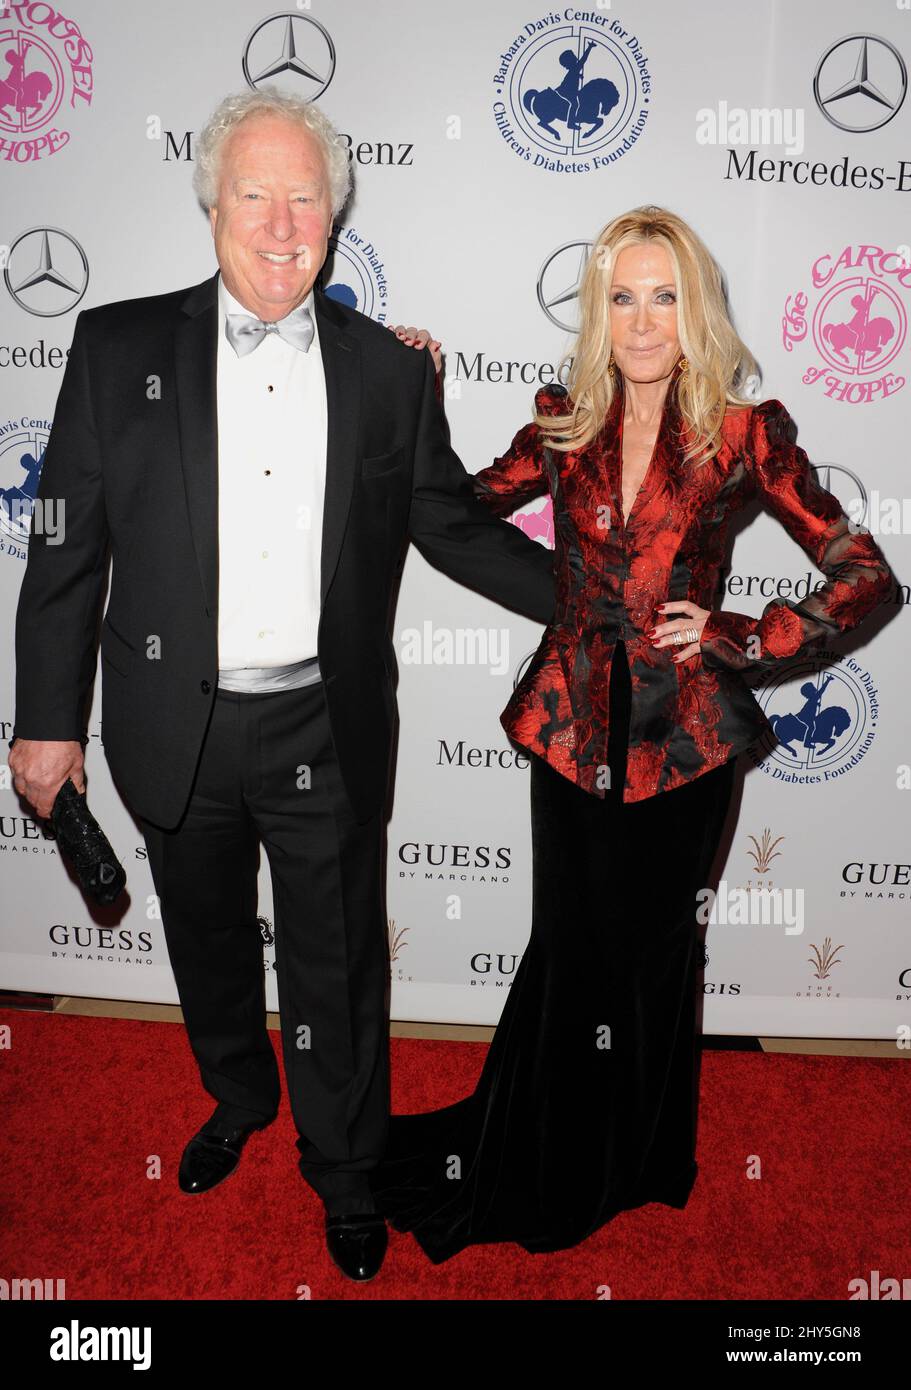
[
  {"left": 173, "top": 272, "right": 362, "bottom": 621},
  {"left": 175, "top": 272, "right": 219, "bottom": 616},
  {"left": 313, "top": 286, "right": 361, "bottom": 605}
]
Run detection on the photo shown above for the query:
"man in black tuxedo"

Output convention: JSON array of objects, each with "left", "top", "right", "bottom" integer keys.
[{"left": 9, "top": 91, "right": 553, "bottom": 1281}]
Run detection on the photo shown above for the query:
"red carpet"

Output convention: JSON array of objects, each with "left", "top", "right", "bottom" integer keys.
[{"left": 1, "top": 1007, "right": 908, "bottom": 1300}]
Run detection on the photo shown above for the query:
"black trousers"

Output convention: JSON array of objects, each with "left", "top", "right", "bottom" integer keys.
[{"left": 139, "top": 680, "right": 389, "bottom": 1215}]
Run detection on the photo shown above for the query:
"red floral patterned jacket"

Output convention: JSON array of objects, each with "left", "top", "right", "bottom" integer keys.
[{"left": 470, "top": 380, "right": 893, "bottom": 802}]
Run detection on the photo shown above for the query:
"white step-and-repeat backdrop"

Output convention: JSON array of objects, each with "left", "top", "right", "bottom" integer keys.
[{"left": 1, "top": 1, "right": 907, "bottom": 1036}]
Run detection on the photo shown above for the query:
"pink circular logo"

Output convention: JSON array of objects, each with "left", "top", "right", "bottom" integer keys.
[
  {"left": 782, "top": 244, "right": 910, "bottom": 404},
  {"left": 0, "top": 4, "right": 93, "bottom": 162}
]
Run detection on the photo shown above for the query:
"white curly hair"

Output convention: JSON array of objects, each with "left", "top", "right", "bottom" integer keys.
[{"left": 192, "top": 87, "right": 352, "bottom": 217}]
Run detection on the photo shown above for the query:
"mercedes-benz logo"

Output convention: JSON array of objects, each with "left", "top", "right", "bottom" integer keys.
[
  {"left": 812, "top": 462, "right": 869, "bottom": 529},
  {"left": 537, "top": 241, "right": 593, "bottom": 333},
  {"left": 3, "top": 227, "right": 89, "bottom": 316},
  {"left": 813, "top": 34, "right": 907, "bottom": 132},
  {"left": 242, "top": 12, "right": 336, "bottom": 96}
]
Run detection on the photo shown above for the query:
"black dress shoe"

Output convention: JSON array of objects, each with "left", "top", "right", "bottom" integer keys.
[
  {"left": 325, "top": 1213, "right": 388, "bottom": 1281},
  {"left": 178, "top": 1117, "right": 272, "bottom": 1194}
]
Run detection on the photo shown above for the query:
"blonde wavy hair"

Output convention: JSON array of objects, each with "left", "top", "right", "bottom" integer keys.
[{"left": 538, "top": 206, "right": 759, "bottom": 464}]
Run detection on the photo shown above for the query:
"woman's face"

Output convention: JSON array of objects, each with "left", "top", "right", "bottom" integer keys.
[{"left": 608, "top": 241, "right": 681, "bottom": 385}]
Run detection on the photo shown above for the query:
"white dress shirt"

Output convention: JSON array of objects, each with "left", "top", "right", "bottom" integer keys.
[{"left": 215, "top": 272, "right": 327, "bottom": 676}]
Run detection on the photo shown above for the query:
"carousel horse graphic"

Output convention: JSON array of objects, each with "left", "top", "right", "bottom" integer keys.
[
  {"left": 0, "top": 444, "right": 44, "bottom": 535},
  {"left": 822, "top": 291, "right": 894, "bottom": 367},
  {"left": 0, "top": 47, "right": 53, "bottom": 123},
  {"left": 523, "top": 41, "right": 620, "bottom": 140},
  {"left": 512, "top": 499, "right": 554, "bottom": 547},
  {"left": 767, "top": 674, "right": 851, "bottom": 758}
]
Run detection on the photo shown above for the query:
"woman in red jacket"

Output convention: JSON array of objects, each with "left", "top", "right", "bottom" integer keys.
[{"left": 372, "top": 205, "right": 893, "bottom": 1263}]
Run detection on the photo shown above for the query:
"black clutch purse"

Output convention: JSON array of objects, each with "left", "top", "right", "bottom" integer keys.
[{"left": 49, "top": 776, "right": 126, "bottom": 905}]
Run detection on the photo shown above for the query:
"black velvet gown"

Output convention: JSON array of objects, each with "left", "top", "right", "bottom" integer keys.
[{"left": 369, "top": 639, "right": 738, "bottom": 1261}]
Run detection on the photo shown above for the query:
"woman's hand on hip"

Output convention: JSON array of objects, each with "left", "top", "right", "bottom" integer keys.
[{"left": 648, "top": 600, "right": 710, "bottom": 663}]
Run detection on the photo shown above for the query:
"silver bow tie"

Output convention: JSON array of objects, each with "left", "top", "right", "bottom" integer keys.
[{"left": 225, "top": 304, "right": 314, "bottom": 357}]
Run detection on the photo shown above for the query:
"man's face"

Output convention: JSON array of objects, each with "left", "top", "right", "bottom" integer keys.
[{"left": 208, "top": 113, "right": 333, "bottom": 321}]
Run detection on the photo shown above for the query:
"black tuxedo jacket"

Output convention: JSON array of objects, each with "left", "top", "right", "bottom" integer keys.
[{"left": 13, "top": 270, "right": 555, "bottom": 827}]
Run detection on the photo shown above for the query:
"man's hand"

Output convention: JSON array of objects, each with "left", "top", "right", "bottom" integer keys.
[
  {"left": 388, "top": 324, "right": 442, "bottom": 375},
  {"left": 9, "top": 739, "right": 85, "bottom": 819}
]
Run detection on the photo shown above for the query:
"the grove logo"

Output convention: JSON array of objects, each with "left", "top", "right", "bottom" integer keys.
[
  {"left": 782, "top": 243, "right": 909, "bottom": 404},
  {"left": 388, "top": 917, "right": 411, "bottom": 985},
  {"left": 492, "top": 12, "right": 651, "bottom": 173},
  {"left": 388, "top": 917, "right": 408, "bottom": 963},
  {"left": 746, "top": 826, "right": 785, "bottom": 876},
  {"left": 0, "top": 1, "right": 94, "bottom": 163},
  {"left": 798, "top": 936, "right": 844, "bottom": 1000}
]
